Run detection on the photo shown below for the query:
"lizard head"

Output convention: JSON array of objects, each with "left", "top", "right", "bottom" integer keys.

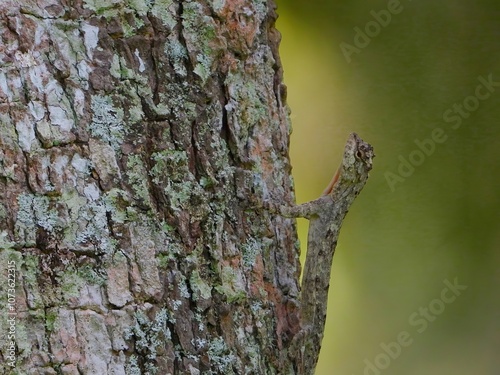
[
  {"left": 340, "top": 132, "right": 374, "bottom": 185},
  {"left": 322, "top": 132, "right": 374, "bottom": 196}
]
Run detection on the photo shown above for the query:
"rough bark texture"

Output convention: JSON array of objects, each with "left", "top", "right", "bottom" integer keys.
[{"left": 0, "top": 0, "right": 302, "bottom": 374}]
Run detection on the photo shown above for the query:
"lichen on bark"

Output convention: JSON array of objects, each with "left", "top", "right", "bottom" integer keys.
[{"left": 0, "top": 0, "right": 301, "bottom": 373}]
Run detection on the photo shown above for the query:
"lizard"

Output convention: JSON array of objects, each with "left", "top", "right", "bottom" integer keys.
[{"left": 281, "top": 132, "right": 374, "bottom": 374}]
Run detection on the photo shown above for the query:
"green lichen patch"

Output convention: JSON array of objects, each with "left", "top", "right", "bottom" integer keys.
[
  {"left": 241, "top": 237, "right": 261, "bottom": 270},
  {"left": 181, "top": 1, "right": 219, "bottom": 83},
  {"left": 103, "top": 188, "right": 133, "bottom": 224},
  {"left": 109, "top": 55, "right": 136, "bottom": 80},
  {"left": 253, "top": 0, "right": 268, "bottom": 23},
  {"left": 193, "top": 53, "right": 212, "bottom": 83},
  {"left": 58, "top": 190, "right": 87, "bottom": 248},
  {"left": 89, "top": 95, "right": 125, "bottom": 151},
  {"left": 16, "top": 194, "right": 57, "bottom": 231},
  {"left": 165, "top": 180, "right": 194, "bottom": 211},
  {"left": 212, "top": 0, "right": 225, "bottom": 12},
  {"left": 234, "top": 323, "right": 262, "bottom": 373},
  {"left": 84, "top": 0, "right": 155, "bottom": 38},
  {"left": 125, "top": 355, "right": 142, "bottom": 375},
  {"left": 74, "top": 199, "right": 116, "bottom": 254},
  {"left": 151, "top": 0, "right": 177, "bottom": 30},
  {"left": 0, "top": 203, "right": 7, "bottom": 220},
  {"left": 126, "top": 155, "right": 153, "bottom": 209},
  {"left": 76, "top": 264, "right": 107, "bottom": 286},
  {"left": 207, "top": 337, "right": 238, "bottom": 374},
  {"left": 214, "top": 266, "right": 246, "bottom": 303},
  {"left": 83, "top": 0, "right": 122, "bottom": 16},
  {"left": 0, "top": 230, "right": 14, "bottom": 250},
  {"left": 150, "top": 150, "right": 189, "bottom": 183},
  {"left": 126, "top": 0, "right": 151, "bottom": 16},
  {"left": 157, "top": 222, "right": 184, "bottom": 262},
  {"left": 56, "top": 271, "right": 82, "bottom": 299},
  {"left": 157, "top": 253, "right": 170, "bottom": 269},
  {"left": 45, "top": 310, "right": 59, "bottom": 332},
  {"left": 56, "top": 263, "right": 106, "bottom": 301},
  {"left": 150, "top": 150, "right": 210, "bottom": 214},
  {"left": 15, "top": 193, "right": 59, "bottom": 247},
  {"left": 164, "top": 38, "right": 188, "bottom": 77},
  {"left": 189, "top": 270, "right": 212, "bottom": 301},
  {"left": 21, "top": 254, "right": 44, "bottom": 310},
  {"left": 125, "top": 308, "right": 171, "bottom": 374},
  {"left": 225, "top": 69, "right": 267, "bottom": 128}
]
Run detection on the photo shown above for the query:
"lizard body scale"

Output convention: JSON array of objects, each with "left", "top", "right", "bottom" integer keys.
[{"left": 281, "top": 132, "right": 374, "bottom": 374}]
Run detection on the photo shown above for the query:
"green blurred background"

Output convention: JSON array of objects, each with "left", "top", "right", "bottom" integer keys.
[{"left": 275, "top": 1, "right": 499, "bottom": 374}]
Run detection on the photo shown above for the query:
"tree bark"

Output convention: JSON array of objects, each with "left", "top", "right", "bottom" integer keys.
[{"left": 0, "top": 0, "right": 303, "bottom": 374}]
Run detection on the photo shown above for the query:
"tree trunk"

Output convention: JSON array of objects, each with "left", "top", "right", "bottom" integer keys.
[{"left": 0, "top": 0, "right": 303, "bottom": 374}]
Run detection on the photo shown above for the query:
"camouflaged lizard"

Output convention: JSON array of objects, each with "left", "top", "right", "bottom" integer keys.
[{"left": 282, "top": 132, "right": 374, "bottom": 374}]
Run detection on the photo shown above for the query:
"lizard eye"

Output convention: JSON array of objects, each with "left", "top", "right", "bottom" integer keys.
[{"left": 355, "top": 150, "right": 363, "bottom": 159}]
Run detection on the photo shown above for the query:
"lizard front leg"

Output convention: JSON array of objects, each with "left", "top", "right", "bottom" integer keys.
[{"left": 279, "top": 196, "right": 327, "bottom": 220}]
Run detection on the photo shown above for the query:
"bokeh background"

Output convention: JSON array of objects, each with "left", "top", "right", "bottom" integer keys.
[{"left": 275, "top": 1, "right": 499, "bottom": 374}]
